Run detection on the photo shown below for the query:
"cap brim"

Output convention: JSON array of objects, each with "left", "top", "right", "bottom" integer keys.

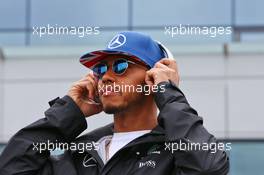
[{"left": 80, "top": 50, "right": 135, "bottom": 68}]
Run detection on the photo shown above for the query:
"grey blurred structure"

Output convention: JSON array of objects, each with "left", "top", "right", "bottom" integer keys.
[{"left": 1, "top": 0, "right": 264, "bottom": 174}]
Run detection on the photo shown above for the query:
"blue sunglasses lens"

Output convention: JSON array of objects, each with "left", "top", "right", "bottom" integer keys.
[
  {"left": 93, "top": 64, "right": 107, "bottom": 77},
  {"left": 113, "top": 59, "right": 129, "bottom": 74}
]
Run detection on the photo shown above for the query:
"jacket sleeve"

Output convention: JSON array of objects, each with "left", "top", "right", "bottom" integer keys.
[
  {"left": 0, "top": 95, "right": 87, "bottom": 175},
  {"left": 154, "top": 81, "right": 229, "bottom": 175}
]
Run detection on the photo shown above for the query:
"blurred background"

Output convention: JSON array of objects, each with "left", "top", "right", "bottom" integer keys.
[{"left": 0, "top": 0, "right": 264, "bottom": 174}]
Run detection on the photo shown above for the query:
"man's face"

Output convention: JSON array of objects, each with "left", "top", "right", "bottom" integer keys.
[{"left": 96, "top": 55, "right": 149, "bottom": 114}]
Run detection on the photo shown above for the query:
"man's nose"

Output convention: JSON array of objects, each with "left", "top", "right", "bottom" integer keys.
[{"left": 101, "top": 69, "right": 115, "bottom": 84}]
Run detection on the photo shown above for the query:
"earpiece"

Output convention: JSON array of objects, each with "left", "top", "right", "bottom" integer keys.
[{"left": 156, "top": 41, "right": 174, "bottom": 59}]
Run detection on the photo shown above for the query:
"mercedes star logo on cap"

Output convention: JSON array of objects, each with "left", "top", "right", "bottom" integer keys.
[{"left": 108, "top": 34, "right": 126, "bottom": 49}]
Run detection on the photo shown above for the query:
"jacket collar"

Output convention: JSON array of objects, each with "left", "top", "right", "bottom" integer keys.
[
  {"left": 76, "top": 122, "right": 165, "bottom": 143},
  {"left": 72, "top": 123, "right": 165, "bottom": 168}
]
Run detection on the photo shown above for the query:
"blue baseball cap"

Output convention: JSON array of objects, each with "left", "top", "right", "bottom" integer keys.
[{"left": 80, "top": 31, "right": 165, "bottom": 68}]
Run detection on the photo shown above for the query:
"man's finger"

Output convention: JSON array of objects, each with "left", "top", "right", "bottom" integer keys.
[
  {"left": 79, "top": 77, "right": 97, "bottom": 90},
  {"left": 159, "top": 58, "right": 172, "bottom": 65},
  {"left": 154, "top": 62, "right": 169, "bottom": 69},
  {"left": 86, "top": 83, "right": 96, "bottom": 99},
  {"left": 145, "top": 70, "right": 155, "bottom": 86},
  {"left": 159, "top": 58, "right": 177, "bottom": 70},
  {"left": 88, "top": 73, "right": 99, "bottom": 83}
]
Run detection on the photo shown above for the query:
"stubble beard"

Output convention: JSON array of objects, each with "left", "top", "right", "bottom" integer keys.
[{"left": 103, "top": 92, "right": 146, "bottom": 114}]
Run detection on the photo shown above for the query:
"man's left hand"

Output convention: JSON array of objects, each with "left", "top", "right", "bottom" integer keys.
[{"left": 145, "top": 58, "right": 180, "bottom": 87}]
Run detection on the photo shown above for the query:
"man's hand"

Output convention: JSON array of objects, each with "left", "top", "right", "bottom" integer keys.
[
  {"left": 145, "top": 58, "right": 180, "bottom": 86},
  {"left": 68, "top": 73, "right": 103, "bottom": 117}
]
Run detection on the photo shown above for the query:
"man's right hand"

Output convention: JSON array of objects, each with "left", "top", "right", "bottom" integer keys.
[{"left": 67, "top": 73, "right": 103, "bottom": 117}]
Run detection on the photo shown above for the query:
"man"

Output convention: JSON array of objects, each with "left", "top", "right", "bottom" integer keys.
[{"left": 0, "top": 31, "right": 229, "bottom": 175}]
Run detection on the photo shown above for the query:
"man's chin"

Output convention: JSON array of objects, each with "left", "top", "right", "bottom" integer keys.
[
  {"left": 103, "top": 106, "right": 119, "bottom": 114},
  {"left": 102, "top": 103, "right": 124, "bottom": 114}
]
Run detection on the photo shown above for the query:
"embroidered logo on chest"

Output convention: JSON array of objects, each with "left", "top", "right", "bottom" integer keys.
[{"left": 138, "top": 160, "right": 156, "bottom": 169}]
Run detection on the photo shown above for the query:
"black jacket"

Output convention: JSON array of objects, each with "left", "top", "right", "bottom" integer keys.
[{"left": 0, "top": 81, "right": 229, "bottom": 175}]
